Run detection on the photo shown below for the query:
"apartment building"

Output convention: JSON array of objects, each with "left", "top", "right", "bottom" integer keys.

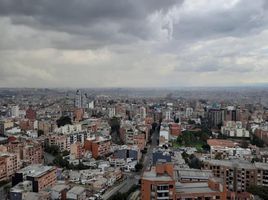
[
  {"left": 22, "top": 143, "right": 43, "bottom": 165},
  {"left": 4, "top": 140, "right": 43, "bottom": 166},
  {"left": 203, "top": 160, "right": 256, "bottom": 193},
  {"left": 84, "top": 136, "right": 111, "bottom": 159},
  {"left": 0, "top": 152, "right": 21, "bottom": 181},
  {"left": 12, "top": 165, "right": 57, "bottom": 192},
  {"left": 142, "top": 163, "right": 176, "bottom": 200},
  {"left": 141, "top": 163, "right": 227, "bottom": 200},
  {"left": 70, "top": 142, "right": 84, "bottom": 160},
  {"left": 0, "top": 156, "right": 7, "bottom": 181},
  {"left": 203, "top": 160, "right": 268, "bottom": 199},
  {"left": 221, "top": 121, "right": 250, "bottom": 138}
]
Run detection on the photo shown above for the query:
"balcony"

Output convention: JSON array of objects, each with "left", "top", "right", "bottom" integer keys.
[
  {"left": 157, "top": 197, "right": 169, "bottom": 200},
  {"left": 157, "top": 190, "right": 169, "bottom": 193}
]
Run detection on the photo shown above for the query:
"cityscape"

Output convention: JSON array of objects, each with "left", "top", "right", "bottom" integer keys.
[{"left": 1, "top": 1, "right": 268, "bottom": 200}]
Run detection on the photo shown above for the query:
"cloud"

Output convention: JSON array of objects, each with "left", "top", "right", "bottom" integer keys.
[{"left": 0, "top": 0, "right": 268, "bottom": 87}]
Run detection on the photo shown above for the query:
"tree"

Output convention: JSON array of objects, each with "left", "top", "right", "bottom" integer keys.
[
  {"left": 53, "top": 155, "right": 69, "bottom": 168},
  {"left": 109, "top": 117, "right": 123, "bottom": 144},
  {"left": 62, "top": 150, "right": 70, "bottom": 157},
  {"left": 215, "top": 152, "right": 222, "bottom": 160},
  {"left": 202, "top": 144, "right": 211, "bottom": 152},
  {"left": 247, "top": 186, "right": 268, "bottom": 200},
  {"left": 135, "top": 163, "right": 143, "bottom": 172},
  {"left": 251, "top": 134, "right": 265, "bottom": 148},
  {"left": 251, "top": 157, "right": 262, "bottom": 163},
  {"left": 45, "top": 145, "right": 60, "bottom": 156},
  {"left": 188, "top": 119, "right": 195, "bottom": 125},
  {"left": 240, "top": 140, "right": 249, "bottom": 148},
  {"left": 37, "top": 130, "right": 44, "bottom": 137},
  {"left": 56, "top": 116, "right": 72, "bottom": 127},
  {"left": 189, "top": 157, "right": 202, "bottom": 169}
]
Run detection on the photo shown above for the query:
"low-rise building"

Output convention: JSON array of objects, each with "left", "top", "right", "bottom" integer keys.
[{"left": 66, "top": 186, "right": 86, "bottom": 200}]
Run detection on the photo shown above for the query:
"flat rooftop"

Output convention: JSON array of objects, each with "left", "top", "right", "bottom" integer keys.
[
  {"left": 176, "top": 169, "right": 213, "bottom": 180},
  {"left": 17, "top": 164, "right": 55, "bottom": 178},
  {"left": 207, "top": 139, "right": 237, "bottom": 148},
  {"left": 254, "top": 162, "right": 268, "bottom": 170},
  {"left": 176, "top": 182, "right": 219, "bottom": 194},
  {"left": 142, "top": 168, "right": 173, "bottom": 182},
  {"left": 205, "top": 159, "right": 254, "bottom": 170},
  {"left": 67, "top": 186, "right": 85, "bottom": 195}
]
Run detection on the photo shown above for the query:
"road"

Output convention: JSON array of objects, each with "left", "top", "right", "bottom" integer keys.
[
  {"left": 102, "top": 178, "right": 128, "bottom": 200},
  {"left": 142, "top": 125, "right": 159, "bottom": 171},
  {"left": 102, "top": 123, "right": 159, "bottom": 200}
]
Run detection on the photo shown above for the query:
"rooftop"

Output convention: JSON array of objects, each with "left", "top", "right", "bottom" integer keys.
[
  {"left": 67, "top": 186, "right": 85, "bottom": 195},
  {"left": 207, "top": 139, "right": 237, "bottom": 148},
  {"left": 142, "top": 167, "right": 173, "bottom": 182},
  {"left": 17, "top": 164, "right": 55, "bottom": 178},
  {"left": 176, "top": 169, "right": 213, "bottom": 180},
  {"left": 205, "top": 159, "right": 254, "bottom": 170},
  {"left": 176, "top": 182, "right": 219, "bottom": 194},
  {"left": 51, "top": 184, "right": 69, "bottom": 192},
  {"left": 254, "top": 162, "right": 268, "bottom": 170}
]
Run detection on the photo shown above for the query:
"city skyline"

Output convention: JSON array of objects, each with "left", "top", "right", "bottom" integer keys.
[{"left": 1, "top": 0, "right": 268, "bottom": 88}]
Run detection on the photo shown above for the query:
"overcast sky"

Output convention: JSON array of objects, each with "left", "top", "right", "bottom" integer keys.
[{"left": 1, "top": 0, "right": 268, "bottom": 88}]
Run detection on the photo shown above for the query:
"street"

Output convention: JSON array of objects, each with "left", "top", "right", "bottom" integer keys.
[{"left": 102, "top": 123, "right": 159, "bottom": 200}]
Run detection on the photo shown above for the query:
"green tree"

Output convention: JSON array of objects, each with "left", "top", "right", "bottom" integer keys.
[
  {"left": 251, "top": 134, "right": 265, "bottom": 147},
  {"left": 37, "top": 130, "right": 44, "bottom": 137},
  {"left": 247, "top": 186, "right": 268, "bottom": 200},
  {"left": 56, "top": 116, "right": 72, "bottom": 128},
  {"left": 215, "top": 152, "right": 222, "bottom": 160},
  {"left": 45, "top": 145, "right": 60, "bottom": 156},
  {"left": 135, "top": 163, "right": 143, "bottom": 172}
]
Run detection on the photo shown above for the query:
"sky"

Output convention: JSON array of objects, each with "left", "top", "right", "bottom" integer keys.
[{"left": 1, "top": 0, "right": 268, "bottom": 88}]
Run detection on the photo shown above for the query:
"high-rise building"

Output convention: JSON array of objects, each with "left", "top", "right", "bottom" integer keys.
[
  {"left": 207, "top": 108, "right": 225, "bottom": 128},
  {"left": 140, "top": 106, "right": 147, "bottom": 119},
  {"left": 185, "top": 107, "right": 194, "bottom": 118},
  {"left": 225, "top": 106, "right": 238, "bottom": 121},
  {"left": 75, "top": 90, "right": 89, "bottom": 108},
  {"left": 75, "top": 90, "right": 82, "bottom": 108},
  {"left": 11, "top": 105, "right": 19, "bottom": 118},
  {"left": 82, "top": 93, "right": 88, "bottom": 108}
]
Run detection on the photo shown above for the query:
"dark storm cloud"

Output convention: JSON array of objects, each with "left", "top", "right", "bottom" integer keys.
[
  {"left": 0, "top": 0, "right": 183, "bottom": 48},
  {"left": 1, "top": 0, "right": 268, "bottom": 87},
  {"left": 171, "top": 0, "right": 268, "bottom": 42}
]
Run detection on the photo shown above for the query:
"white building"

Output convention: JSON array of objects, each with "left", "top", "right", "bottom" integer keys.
[
  {"left": 54, "top": 124, "right": 82, "bottom": 134},
  {"left": 11, "top": 105, "right": 19, "bottom": 118},
  {"left": 221, "top": 121, "right": 250, "bottom": 138},
  {"left": 159, "top": 126, "right": 169, "bottom": 146},
  {"left": 108, "top": 107, "right": 116, "bottom": 118},
  {"left": 185, "top": 107, "right": 194, "bottom": 118},
  {"left": 165, "top": 110, "right": 171, "bottom": 121},
  {"left": 140, "top": 106, "right": 147, "bottom": 119},
  {"left": 75, "top": 90, "right": 82, "bottom": 108},
  {"left": 88, "top": 101, "right": 94, "bottom": 109}
]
